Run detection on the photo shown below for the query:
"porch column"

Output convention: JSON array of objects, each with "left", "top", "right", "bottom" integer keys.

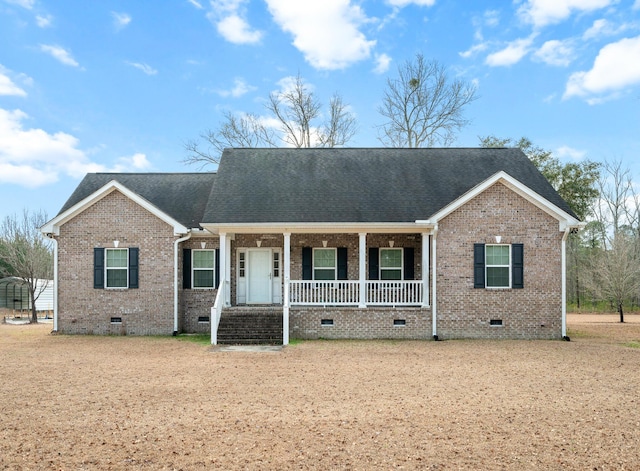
[
  {"left": 359, "top": 233, "right": 367, "bottom": 308},
  {"left": 432, "top": 227, "right": 438, "bottom": 339},
  {"left": 219, "top": 233, "right": 231, "bottom": 307},
  {"left": 422, "top": 233, "right": 430, "bottom": 308},
  {"left": 283, "top": 232, "right": 291, "bottom": 345}
]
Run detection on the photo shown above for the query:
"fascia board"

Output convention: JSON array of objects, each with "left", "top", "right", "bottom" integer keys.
[
  {"left": 429, "top": 171, "right": 581, "bottom": 228},
  {"left": 40, "top": 180, "right": 188, "bottom": 236},
  {"left": 200, "top": 222, "right": 436, "bottom": 235}
]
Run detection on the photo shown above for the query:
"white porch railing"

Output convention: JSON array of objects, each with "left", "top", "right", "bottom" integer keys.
[
  {"left": 288, "top": 280, "right": 423, "bottom": 306},
  {"left": 365, "top": 281, "right": 423, "bottom": 306},
  {"left": 211, "top": 280, "right": 225, "bottom": 345},
  {"left": 289, "top": 280, "right": 360, "bottom": 306}
]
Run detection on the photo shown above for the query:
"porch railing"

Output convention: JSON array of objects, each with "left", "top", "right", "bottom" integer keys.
[
  {"left": 288, "top": 280, "right": 423, "bottom": 306},
  {"left": 211, "top": 280, "right": 225, "bottom": 345},
  {"left": 365, "top": 281, "right": 423, "bottom": 306},
  {"left": 289, "top": 280, "right": 360, "bottom": 306}
]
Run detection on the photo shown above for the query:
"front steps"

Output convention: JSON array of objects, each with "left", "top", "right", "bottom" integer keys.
[{"left": 216, "top": 306, "right": 284, "bottom": 345}]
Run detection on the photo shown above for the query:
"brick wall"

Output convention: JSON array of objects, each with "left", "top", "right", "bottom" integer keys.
[
  {"left": 435, "top": 182, "right": 563, "bottom": 339},
  {"left": 290, "top": 307, "right": 432, "bottom": 340},
  {"left": 179, "top": 238, "right": 219, "bottom": 333},
  {"left": 56, "top": 191, "right": 177, "bottom": 335}
]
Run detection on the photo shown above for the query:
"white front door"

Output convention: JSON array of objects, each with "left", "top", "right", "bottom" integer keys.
[{"left": 247, "top": 249, "right": 272, "bottom": 304}]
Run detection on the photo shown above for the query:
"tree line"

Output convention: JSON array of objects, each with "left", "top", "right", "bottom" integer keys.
[{"left": 3, "top": 54, "right": 637, "bottom": 323}]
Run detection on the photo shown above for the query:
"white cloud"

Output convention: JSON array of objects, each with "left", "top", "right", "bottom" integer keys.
[
  {"left": 0, "top": 108, "right": 153, "bottom": 187},
  {"left": 0, "top": 66, "right": 27, "bottom": 97},
  {"left": 216, "top": 14, "right": 263, "bottom": 43},
  {"left": 4, "top": 0, "right": 35, "bottom": 9},
  {"left": 187, "top": 0, "right": 203, "bottom": 8},
  {"left": 582, "top": 18, "right": 631, "bottom": 40},
  {"left": 126, "top": 62, "right": 158, "bottom": 75},
  {"left": 112, "top": 11, "right": 132, "bottom": 30},
  {"left": 207, "top": 0, "right": 263, "bottom": 45},
  {"left": 112, "top": 153, "right": 152, "bottom": 172},
  {"left": 533, "top": 39, "right": 575, "bottom": 66},
  {"left": 459, "top": 42, "right": 488, "bottom": 59},
  {"left": 35, "top": 14, "right": 52, "bottom": 27},
  {"left": 518, "top": 0, "right": 614, "bottom": 28},
  {"left": 564, "top": 35, "right": 640, "bottom": 102},
  {"left": 385, "top": 0, "right": 435, "bottom": 6},
  {"left": 485, "top": 36, "right": 536, "bottom": 66},
  {"left": 373, "top": 53, "right": 392, "bottom": 74},
  {"left": 217, "top": 78, "right": 256, "bottom": 97},
  {"left": 0, "top": 108, "right": 87, "bottom": 186},
  {"left": 634, "top": 0, "right": 640, "bottom": 9},
  {"left": 556, "top": 145, "right": 586, "bottom": 160},
  {"left": 265, "top": 0, "right": 376, "bottom": 70},
  {"left": 483, "top": 10, "right": 500, "bottom": 27},
  {"left": 40, "top": 44, "right": 80, "bottom": 67}
]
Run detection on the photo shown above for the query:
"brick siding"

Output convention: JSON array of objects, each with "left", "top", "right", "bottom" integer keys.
[{"left": 435, "top": 182, "right": 563, "bottom": 339}]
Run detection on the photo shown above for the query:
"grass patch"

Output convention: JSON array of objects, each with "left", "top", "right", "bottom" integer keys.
[
  {"left": 176, "top": 333, "right": 210, "bottom": 345},
  {"left": 624, "top": 341, "right": 640, "bottom": 349}
]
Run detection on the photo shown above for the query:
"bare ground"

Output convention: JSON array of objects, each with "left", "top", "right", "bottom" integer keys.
[{"left": 1, "top": 312, "right": 639, "bottom": 470}]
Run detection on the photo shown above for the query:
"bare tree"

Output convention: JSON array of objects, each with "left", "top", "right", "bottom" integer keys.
[
  {"left": 584, "top": 160, "right": 640, "bottom": 322},
  {"left": 0, "top": 210, "right": 53, "bottom": 323},
  {"left": 184, "top": 75, "right": 358, "bottom": 167},
  {"left": 378, "top": 54, "right": 478, "bottom": 148},
  {"left": 317, "top": 94, "right": 357, "bottom": 148},
  {"left": 586, "top": 231, "right": 640, "bottom": 322},
  {"left": 184, "top": 112, "right": 277, "bottom": 168}
]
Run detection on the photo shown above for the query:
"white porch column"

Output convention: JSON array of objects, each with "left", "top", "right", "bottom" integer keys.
[
  {"left": 219, "top": 233, "right": 231, "bottom": 307},
  {"left": 432, "top": 227, "right": 438, "bottom": 339},
  {"left": 422, "top": 232, "right": 430, "bottom": 308},
  {"left": 283, "top": 232, "right": 291, "bottom": 345},
  {"left": 561, "top": 229, "right": 570, "bottom": 339},
  {"left": 359, "top": 233, "right": 367, "bottom": 308}
]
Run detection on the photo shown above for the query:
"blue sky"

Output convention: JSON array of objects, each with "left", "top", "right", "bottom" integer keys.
[{"left": 1, "top": 0, "right": 640, "bottom": 224}]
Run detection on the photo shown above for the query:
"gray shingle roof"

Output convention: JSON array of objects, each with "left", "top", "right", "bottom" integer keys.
[
  {"left": 202, "top": 147, "right": 577, "bottom": 223},
  {"left": 58, "top": 173, "right": 216, "bottom": 229}
]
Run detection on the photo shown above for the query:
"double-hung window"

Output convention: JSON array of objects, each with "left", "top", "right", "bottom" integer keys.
[
  {"left": 192, "top": 250, "right": 215, "bottom": 289},
  {"left": 313, "top": 248, "right": 336, "bottom": 280},
  {"left": 106, "top": 248, "right": 129, "bottom": 288},
  {"left": 485, "top": 245, "right": 510, "bottom": 288},
  {"left": 380, "top": 248, "right": 402, "bottom": 280},
  {"left": 474, "top": 243, "right": 523, "bottom": 289},
  {"left": 94, "top": 247, "right": 138, "bottom": 289}
]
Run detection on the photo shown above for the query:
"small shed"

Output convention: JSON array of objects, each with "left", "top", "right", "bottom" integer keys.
[{"left": 0, "top": 277, "right": 54, "bottom": 311}]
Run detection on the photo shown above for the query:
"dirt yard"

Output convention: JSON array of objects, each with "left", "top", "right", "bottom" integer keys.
[{"left": 1, "top": 313, "right": 639, "bottom": 470}]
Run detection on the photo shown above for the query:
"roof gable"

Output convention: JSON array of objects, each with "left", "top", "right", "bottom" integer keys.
[{"left": 42, "top": 173, "right": 216, "bottom": 235}]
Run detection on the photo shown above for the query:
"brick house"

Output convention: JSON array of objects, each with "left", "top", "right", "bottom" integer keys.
[{"left": 41, "top": 148, "right": 581, "bottom": 343}]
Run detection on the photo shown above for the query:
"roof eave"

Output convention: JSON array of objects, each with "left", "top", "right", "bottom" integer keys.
[{"left": 40, "top": 180, "right": 189, "bottom": 236}]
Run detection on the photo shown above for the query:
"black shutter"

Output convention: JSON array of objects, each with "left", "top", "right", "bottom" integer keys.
[
  {"left": 128, "top": 248, "right": 139, "bottom": 289},
  {"left": 94, "top": 248, "right": 104, "bottom": 289},
  {"left": 337, "top": 247, "right": 348, "bottom": 280},
  {"left": 512, "top": 243, "right": 524, "bottom": 289},
  {"left": 368, "top": 248, "right": 379, "bottom": 280},
  {"left": 403, "top": 247, "right": 415, "bottom": 280},
  {"left": 302, "top": 247, "right": 312, "bottom": 280},
  {"left": 183, "top": 248, "right": 191, "bottom": 289},
  {"left": 473, "top": 243, "right": 485, "bottom": 289},
  {"left": 215, "top": 248, "right": 220, "bottom": 289}
]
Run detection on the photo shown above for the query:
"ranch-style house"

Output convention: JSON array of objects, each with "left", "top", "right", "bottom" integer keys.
[{"left": 41, "top": 148, "right": 582, "bottom": 344}]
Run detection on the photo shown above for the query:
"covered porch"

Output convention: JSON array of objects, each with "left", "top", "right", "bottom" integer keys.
[{"left": 208, "top": 227, "right": 436, "bottom": 345}]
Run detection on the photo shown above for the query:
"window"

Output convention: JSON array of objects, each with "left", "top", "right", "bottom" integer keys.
[
  {"left": 273, "top": 252, "right": 280, "bottom": 278},
  {"left": 239, "top": 251, "right": 246, "bottom": 278},
  {"left": 474, "top": 243, "right": 523, "bottom": 289},
  {"left": 106, "top": 248, "right": 128, "bottom": 288},
  {"left": 94, "top": 247, "right": 138, "bottom": 289},
  {"left": 486, "top": 245, "right": 510, "bottom": 288},
  {"left": 380, "top": 248, "right": 402, "bottom": 280},
  {"left": 192, "top": 250, "right": 215, "bottom": 288},
  {"left": 313, "top": 248, "right": 336, "bottom": 280}
]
